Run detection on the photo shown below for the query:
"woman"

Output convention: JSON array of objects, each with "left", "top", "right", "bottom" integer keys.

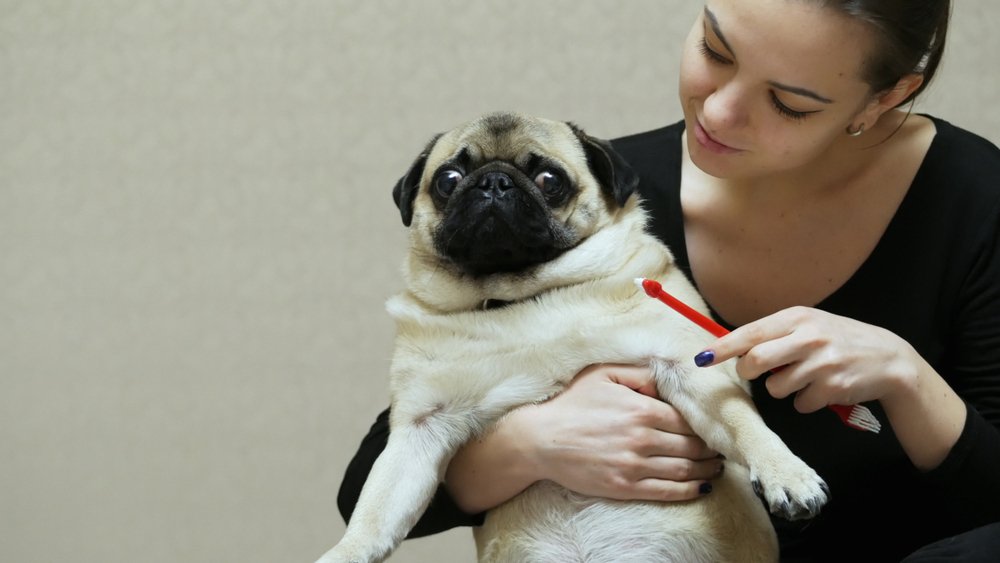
[{"left": 339, "top": 1, "right": 1000, "bottom": 560}]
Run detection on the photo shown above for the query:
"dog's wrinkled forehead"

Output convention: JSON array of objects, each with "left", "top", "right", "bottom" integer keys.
[{"left": 427, "top": 112, "right": 585, "bottom": 170}]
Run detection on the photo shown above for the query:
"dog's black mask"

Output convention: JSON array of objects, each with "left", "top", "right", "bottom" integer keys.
[{"left": 430, "top": 158, "right": 572, "bottom": 277}]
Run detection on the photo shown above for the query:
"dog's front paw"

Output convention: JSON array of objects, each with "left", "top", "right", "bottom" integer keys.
[{"left": 749, "top": 457, "right": 829, "bottom": 521}]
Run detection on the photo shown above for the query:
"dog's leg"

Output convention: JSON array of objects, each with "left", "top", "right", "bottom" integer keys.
[
  {"left": 315, "top": 419, "right": 463, "bottom": 563},
  {"left": 649, "top": 358, "right": 829, "bottom": 521},
  {"left": 317, "top": 373, "right": 567, "bottom": 563}
]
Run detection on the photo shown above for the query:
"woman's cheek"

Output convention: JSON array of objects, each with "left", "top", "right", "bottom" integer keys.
[{"left": 679, "top": 54, "right": 716, "bottom": 100}]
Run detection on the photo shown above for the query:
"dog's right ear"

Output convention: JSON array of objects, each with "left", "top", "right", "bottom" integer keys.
[
  {"left": 566, "top": 123, "right": 639, "bottom": 208},
  {"left": 392, "top": 134, "right": 442, "bottom": 227}
]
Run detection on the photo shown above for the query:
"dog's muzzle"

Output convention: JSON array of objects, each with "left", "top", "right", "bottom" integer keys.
[{"left": 434, "top": 168, "right": 562, "bottom": 277}]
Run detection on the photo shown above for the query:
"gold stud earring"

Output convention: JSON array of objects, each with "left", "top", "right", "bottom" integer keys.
[{"left": 846, "top": 123, "right": 866, "bottom": 137}]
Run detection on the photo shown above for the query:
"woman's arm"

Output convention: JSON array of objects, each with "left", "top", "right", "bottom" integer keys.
[
  {"left": 878, "top": 349, "right": 965, "bottom": 470},
  {"left": 338, "top": 364, "right": 725, "bottom": 536}
]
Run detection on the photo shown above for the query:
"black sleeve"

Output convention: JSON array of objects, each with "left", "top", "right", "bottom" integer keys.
[
  {"left": 336, "top": 408, "right": 485, "bottom": 538},
  {"left": 923, "top": 194, "right": 1000, "bottom": 528},
  {"left": 924, "top": 404, "right": 1000, "bottom": 525}
]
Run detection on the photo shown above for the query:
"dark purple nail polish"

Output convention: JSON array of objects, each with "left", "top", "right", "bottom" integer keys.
[
  {"left": 699, "top": 482, "right": 713, "bottom": 495},
  {"left": 694, "top": 350, "right": 715, "bottom": 367}
]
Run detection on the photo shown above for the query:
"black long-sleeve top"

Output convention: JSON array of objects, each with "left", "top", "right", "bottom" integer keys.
[{"left": 338, "top": 116, "right": 1000, "bottom": 562}]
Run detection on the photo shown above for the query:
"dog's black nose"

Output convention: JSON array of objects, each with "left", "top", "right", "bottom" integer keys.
[{"left": 477, "top": 171, "right": 514, "bottom": 194}]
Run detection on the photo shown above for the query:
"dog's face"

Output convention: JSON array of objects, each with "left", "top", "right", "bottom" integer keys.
[{"left": 393, "top": 112, "right": 639, "bottom": 278}]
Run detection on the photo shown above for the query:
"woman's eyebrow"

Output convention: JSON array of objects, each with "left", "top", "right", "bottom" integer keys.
[
  {"left": 704, "top": 7, "right": 735, "bottom": 54},
  {"left": 705, "top": 6, "right": 836, "bottom": 105},
  {"left": 768, "top": 81, "right": 835, "bottom": 104}
]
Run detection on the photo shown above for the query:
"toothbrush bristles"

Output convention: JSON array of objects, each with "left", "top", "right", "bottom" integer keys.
[{"left": 846, "top": 405, "right": 882, "bottom": 433}]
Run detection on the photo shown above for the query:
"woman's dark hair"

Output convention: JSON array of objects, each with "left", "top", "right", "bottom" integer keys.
[{"left": 818, "top": 0, "right": 951, "bottom": 107}]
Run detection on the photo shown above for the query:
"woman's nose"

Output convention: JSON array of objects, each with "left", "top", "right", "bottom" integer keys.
[{"left": 702, "top": 80, "right": 748, "bottom": 130}]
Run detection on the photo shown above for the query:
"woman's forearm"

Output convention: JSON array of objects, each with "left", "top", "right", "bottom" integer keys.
[
  {"left": 444, "top": 407, "right": 542, "bottom": 514},
  {"left": 880, "top": 349, "right": 966, "bottom": 471}
]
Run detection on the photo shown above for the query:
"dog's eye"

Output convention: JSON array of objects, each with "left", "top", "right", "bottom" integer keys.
[
  {"left": 534, "top": 170, "right": 563, "bottom": 195},
  {"left": 435, "top": 170, "right": 463, "bottom": 197}
]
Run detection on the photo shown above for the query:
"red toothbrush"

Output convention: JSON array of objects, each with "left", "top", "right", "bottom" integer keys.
[{"left": 636, "top": 277, "right": 882, "bottom": 433}]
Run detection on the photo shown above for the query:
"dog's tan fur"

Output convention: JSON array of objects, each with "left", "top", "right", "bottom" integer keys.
[{"left": 316, "top": 113, "right": 827, "bottom": 563}]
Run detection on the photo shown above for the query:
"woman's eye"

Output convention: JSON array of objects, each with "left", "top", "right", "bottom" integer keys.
[
  {"left": 435, "top": 170, "right": 463, "bottom": 197},
  {"left": 769, "top": 93, "right": 815, "bottom": 121},
  {"left": 698, "top": 38, "right": 732, "bottom": 65},
  {"left": 534, "top": 170, "right": 563, "bottom": 195}
]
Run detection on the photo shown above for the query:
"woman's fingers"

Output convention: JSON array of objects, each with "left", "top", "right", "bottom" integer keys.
[
  {"left": 617, "top": 457, "right": 724, "bottom": 501},
  {"left": 629, "top": 397, "right": 699, "bottom": 436},
  {"left": 638, "top": 454, "right": 725, "bottom": 482},
  {"left": 693, "top": 307, "right": 806, "bottom": 375},
  {"left": 625, "top": 479, "right": 716, "bottom": 502},
  {"left": 589, "top": 363, "right": 662, "bottom": 398},
  {"left": 590, "top": 452, "right": 724, "bottom": 502},
  {"left": 631, "top": 425, "right": 718, "bottom": 459},
  {"left": 579, "top": 363, "right": 713, "bottom": 439}
]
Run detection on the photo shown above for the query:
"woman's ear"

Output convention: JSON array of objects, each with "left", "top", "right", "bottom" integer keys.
[
  {"left": 853, "top": 73, "right": 925, "bottom": 129},
  {"left": 879, "top": 73, "right": 925, "bottom": 110}
]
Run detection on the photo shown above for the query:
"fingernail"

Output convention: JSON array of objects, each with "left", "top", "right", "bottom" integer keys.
[
  {"left": 716, "top": 462, "right": 725, "bottom": 476},
  {"left": 699, "top": 482, "right": 713, "bottom": 495},
  {"left": 694, "top": 350, "right": 715, "bottom": 367}
]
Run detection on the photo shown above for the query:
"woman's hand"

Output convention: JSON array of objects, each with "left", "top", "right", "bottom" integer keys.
[
  {"left": 694, "top": 306, "right": 965, "bottom": 470},
  {"left": 518, "top": 364, "right": 722, "bottom": 501},
  {"left": 694, "top": 306, "right": 919, "bottom": 410},
  {"left": 445, "top": 363, "right": 722, "bottom": 513}
]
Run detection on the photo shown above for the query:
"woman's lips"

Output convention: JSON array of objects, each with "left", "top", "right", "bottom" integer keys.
[{"left": 693, "top": 120, "right": 743, "bottom": 154}]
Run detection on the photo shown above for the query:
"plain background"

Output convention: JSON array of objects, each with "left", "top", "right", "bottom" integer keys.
[{"left": 2, "top": 2, "right": 998, "bottom": 562}]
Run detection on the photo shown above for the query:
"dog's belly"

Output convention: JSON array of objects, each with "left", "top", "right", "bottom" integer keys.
[{"left": 474, "top": 464, "right": 777, "bottom": 563}]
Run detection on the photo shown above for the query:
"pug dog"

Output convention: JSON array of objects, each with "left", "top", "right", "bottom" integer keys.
[{"left": 315, "top": 112, "right": 828, "bottom": 563}]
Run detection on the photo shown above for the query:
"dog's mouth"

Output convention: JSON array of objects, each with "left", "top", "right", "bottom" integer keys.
[{"left": 433, "top": 169, "right": 568, "bottom": 277}]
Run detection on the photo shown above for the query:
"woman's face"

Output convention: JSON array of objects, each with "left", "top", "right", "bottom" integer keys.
[{"left": 679, "top": 0, "right": 879, "bottom": 179}]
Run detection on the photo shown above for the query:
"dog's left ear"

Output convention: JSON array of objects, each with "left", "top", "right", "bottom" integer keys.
[
  {"left": 568, "top": 123, "right": 639, "bottom": 207},
  {"left": 392, "top": 134, "right": 442, "bottom": 227}
]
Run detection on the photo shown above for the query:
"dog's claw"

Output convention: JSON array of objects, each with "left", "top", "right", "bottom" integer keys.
[{"left": 750, "top": 461, "right": 829, "bottom": 521}]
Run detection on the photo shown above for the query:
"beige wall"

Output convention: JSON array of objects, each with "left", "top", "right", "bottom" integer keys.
[{"left": 2, "top": 2, "right": 997, "bottom": 562}]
